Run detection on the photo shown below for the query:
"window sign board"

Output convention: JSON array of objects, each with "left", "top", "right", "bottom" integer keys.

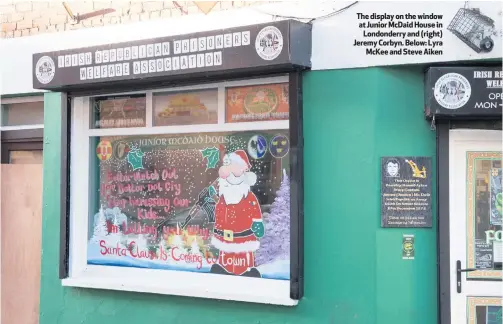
[
  {"left": 91, "top": 94, "right": 147, "bottom": 129},
  {"left": 425, "top": 66, "right": 502, "bottom": 119},
  {"left": 153, "top": 89, "right": 218, "bottom": 126},
  {"left": 226, "top": 83, "right": 290, "bottom": 123},
  {"left": 381, "top": 156, "right": 433, "bottom": 228},
  {"left": 32, "top": 20, "right": 311, "bottom": 91}
]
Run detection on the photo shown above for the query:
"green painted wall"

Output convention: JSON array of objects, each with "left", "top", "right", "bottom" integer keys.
[{"left": 40, "top": 67, "right": 437, "bottom": 324}]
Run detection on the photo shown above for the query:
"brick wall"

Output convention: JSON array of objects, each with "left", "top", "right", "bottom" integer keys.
[{"left": 0, "top": 1, "right": 271, "bottom": 38}]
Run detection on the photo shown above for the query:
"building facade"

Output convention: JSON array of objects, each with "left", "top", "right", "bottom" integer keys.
[{"left": 1, "top": 1, "right": 501, "bottom": 323}]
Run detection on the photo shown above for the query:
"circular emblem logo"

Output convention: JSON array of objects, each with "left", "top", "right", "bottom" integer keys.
[
  {"left": 269, "top": 134, "right": 289, "bottom": 159},
  {"left": 433, "top": 73, "right": 471, "bottom": 110},
  {"left": 255, "top": 26, "right": 283, "bottom": 61},
  {"left": 113, "top": 141, "right": 130, "bottom": 160},
  {"left": 35, "top": 56, "right": 55, "bottom": 84},
  {"left": 96, "top": 140, "right": 113, "bottom": 161},
  {"left": 247, "top": 135, "right": 268, "bottom": 159}
]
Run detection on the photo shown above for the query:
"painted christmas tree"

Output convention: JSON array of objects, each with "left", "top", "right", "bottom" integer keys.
[
  {"left": 127, "top": 234, "right": 149, "bottom": 256},
  {"left": 107, "top": 214, "right": 122, "bottom": 246},
  {"left": 190, "top": 238, "right": 202, "bottom": 255},
  {"left": 255, "top": 169, "right": 290, "bottom": 266},
  {"left": 172, "top": 223, "right": 187, "bottom": 254},
  {"left": 158, "top": 238, "right": 168, "bottom": 256},
  {"left": 92, "top": 205, "right": 109, "bottom": 243},
  {"left": 135, "top": 234, "right": 149, "bottom": 251}
]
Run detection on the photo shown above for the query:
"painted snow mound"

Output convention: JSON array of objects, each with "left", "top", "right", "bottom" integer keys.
[
  {"left": 87, "top": 240, "right": 210, "bottom": 272},
  {"left": 87, "top": 241, "right": 289, "bottom": 280},
  {"left": 257, "top": 258, "right": 290, "bottom": 280}
]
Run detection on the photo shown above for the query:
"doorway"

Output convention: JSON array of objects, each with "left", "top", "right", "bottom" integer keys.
[
  {"left": 1, "top": 96, "right": 44, "bottom": 324},
  {"left": 448, "top": 129, "right": 502, "bottom": 324},
  {"left": 1, "top": 164, "right": 43, "bottom": 324}
]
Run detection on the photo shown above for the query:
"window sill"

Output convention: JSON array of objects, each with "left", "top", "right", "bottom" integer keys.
[{"left": 62, "top": 265, "right": 297, "bottom": 306}]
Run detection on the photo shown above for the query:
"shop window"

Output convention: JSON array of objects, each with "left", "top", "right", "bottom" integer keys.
[
  {"left": 1, "top": 96, "right": 44, "bottom": 164},
  {"left": 67, "top": 76, "right": 296, "bottom": 304},
  {"left": 1, "top": 101, "right": 44, "bottom": 127},
  {"left": 469, "top": 156, "right": 502, "bottom": 278}
]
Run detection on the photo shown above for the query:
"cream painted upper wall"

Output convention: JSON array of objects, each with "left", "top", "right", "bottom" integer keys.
[
  {"left": 312, "top": 1, "right": 502, "bottom": 70},
  {"left": 0, "top": 1, "right": 267, "bottom": 38}
]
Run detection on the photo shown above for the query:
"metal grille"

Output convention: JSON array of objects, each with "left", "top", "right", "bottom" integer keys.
[{"left": 447, "top": 8, "right": 495, "bottom": 53}]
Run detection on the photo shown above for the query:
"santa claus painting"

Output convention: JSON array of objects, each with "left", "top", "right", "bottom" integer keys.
[{"left": 210, "top": 150, "right": 264, "bottom": 277}]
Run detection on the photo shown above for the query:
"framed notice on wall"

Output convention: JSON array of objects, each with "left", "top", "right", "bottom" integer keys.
[{"left": 381, "top": 156, "right": 433, "bottom": 228}]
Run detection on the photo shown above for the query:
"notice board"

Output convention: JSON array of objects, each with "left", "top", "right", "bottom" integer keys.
[{"left": 381, "top": 156, "right": 433, "bottom": 228}]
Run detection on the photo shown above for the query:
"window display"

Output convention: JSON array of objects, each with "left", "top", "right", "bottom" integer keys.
[
  {"left": 89, "top": 130, "right": 290, "bottom": 279},
  {"left": 31, "top": 20, "right": 309, "bottom": 305},
  {"left": 66, "top": 75, "right": 301, "bottom": 305},
  {"left": 467, "top": 153, "right": 502, "bottom": 279}
]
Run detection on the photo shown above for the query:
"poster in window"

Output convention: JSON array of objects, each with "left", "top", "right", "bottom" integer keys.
[
  {"left": 91, "top": 94, "right": 146, "bottom": 129},
  {"left": 153, "top": 90, "right": 218, "bottom": 126},
  {"left": 226, "top": 83, "right": 289, "bottom": 123},
  {"left": 380, "top": 156, "right": 433, "bottom": 228},
  {"left": 490, "top": 168, "right": 502, "bottom": 226},
  {"left": 467, "top": 154, "right": 502, "bottom": 280},
  {"left": 88, "top": 130, "right": 291, "bottom": 280}
]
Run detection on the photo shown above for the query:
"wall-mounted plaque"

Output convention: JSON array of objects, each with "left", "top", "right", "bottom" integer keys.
[{"left": 381, "top": 156, "right": 433, "bottom": 228}]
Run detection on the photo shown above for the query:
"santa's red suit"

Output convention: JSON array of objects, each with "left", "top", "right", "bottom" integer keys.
[{"left": 211, "top": 190, "right": 262, "bottom": 275}]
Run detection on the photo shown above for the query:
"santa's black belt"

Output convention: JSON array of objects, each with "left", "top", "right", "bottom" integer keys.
[{"left": 214, "top": 228, "right": 254, "bottom": 239}]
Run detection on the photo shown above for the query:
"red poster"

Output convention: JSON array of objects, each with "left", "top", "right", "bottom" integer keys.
[{"left": 226, "top": 83, "right": 289, "bottom": 123}]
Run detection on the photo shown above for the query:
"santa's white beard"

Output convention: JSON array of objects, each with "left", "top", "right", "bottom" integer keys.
[{"left": 218, "top": 177, "right": 250, "bottom": 205}]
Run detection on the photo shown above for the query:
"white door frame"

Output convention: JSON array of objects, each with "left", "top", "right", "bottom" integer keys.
[{"left": 449, "top": 129, "right": 502, "bottom": 324}]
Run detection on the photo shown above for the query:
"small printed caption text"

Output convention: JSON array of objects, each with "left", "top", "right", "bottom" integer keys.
[{"left": 355, "top": 13, "right": 444, "bottom": 56}]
